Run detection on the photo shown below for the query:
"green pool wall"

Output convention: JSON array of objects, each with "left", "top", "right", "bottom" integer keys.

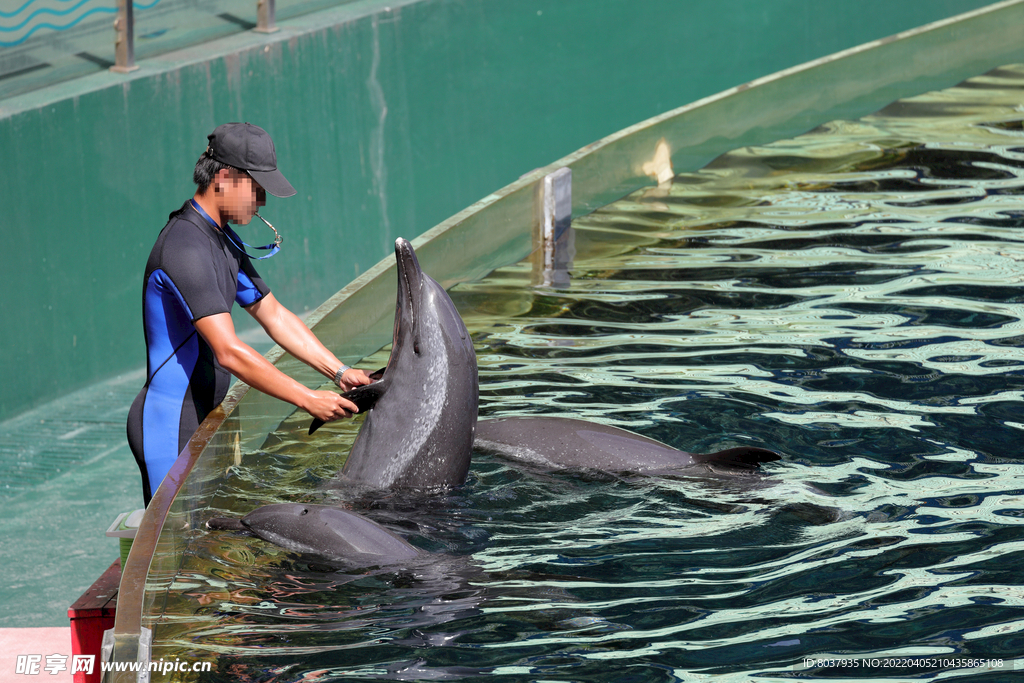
[{"left": 0, "top": 0, "right": 1003, "bottom": 421}]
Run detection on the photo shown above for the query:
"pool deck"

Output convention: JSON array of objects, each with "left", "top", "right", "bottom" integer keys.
[{"left": 0, "top": 628, "right": 73, "bottom": 681}]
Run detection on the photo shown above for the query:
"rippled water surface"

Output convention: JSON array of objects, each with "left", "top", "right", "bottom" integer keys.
[{"left": 153, "top": 66, "right": 1024, "bottom": 681}]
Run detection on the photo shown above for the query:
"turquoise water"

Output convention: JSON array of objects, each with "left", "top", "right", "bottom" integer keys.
[{"left": 151, "top": 65, "right": 1024, "bottom": 680}]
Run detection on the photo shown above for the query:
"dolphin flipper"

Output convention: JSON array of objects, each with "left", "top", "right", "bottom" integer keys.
[{"left": 308, "top": 368, "right": 387, "bottom": 435}]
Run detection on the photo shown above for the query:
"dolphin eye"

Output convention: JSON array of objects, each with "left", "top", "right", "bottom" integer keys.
[{"left": 300, "top": 508, "right": 309, "bottom": 516}]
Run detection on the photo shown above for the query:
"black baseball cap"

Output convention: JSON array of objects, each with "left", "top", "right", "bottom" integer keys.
[{"left": 206, "top": 122, "right": 296, "bottom": 198}]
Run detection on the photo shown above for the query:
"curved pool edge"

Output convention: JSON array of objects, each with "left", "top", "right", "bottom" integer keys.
[{"left": 104, "top": 0, "right": 1024, "bottom": 675}]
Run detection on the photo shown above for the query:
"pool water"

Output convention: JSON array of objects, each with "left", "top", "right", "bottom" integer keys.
[{"left": 151, "top": 65, "right": 1024, "bottom": 681}]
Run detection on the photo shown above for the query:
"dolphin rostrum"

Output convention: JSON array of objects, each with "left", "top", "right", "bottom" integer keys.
[
  {"left": 474, "top": 416, "right": 780, "bottom": 475},
  {"left": 312, "top": 237, "right": 479, "bottom": 490},
  {"left": 207, "top": 503, "right": 420, "bottom": 566}
]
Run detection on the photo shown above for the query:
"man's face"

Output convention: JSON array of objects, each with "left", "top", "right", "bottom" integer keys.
[{"left": 218, "top": 169, "right": 266, "bottom": 225}]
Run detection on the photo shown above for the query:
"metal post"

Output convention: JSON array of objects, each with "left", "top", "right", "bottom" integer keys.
[
  {"left": 533, "top": 167, "right": 574, "bottom": 288},
  {"left": 256, "top": 0, "right": 278, "bottom": 33},
  {"left": 111, "top": 0, "right": 138, "bottom": 73}
]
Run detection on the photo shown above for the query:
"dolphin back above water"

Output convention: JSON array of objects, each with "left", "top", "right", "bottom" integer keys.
[
  {"left": 318, "top": 238, "right": 479, "bottom": 490},
  {"left": 474, "top": 417, "right": 780, "bottom": 475},
  {"left": 207, "top": 503, "right": 420, "bottom": 566}
]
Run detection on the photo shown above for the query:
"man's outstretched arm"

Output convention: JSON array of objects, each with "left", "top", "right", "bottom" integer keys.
[
  {"left": 244, "top": 293, "right": 372, "bottom": 390},
  {"left": 194, "top": 311, "right": 359, "bottom": 423}
]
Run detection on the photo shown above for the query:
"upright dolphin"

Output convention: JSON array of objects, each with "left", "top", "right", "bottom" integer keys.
[
  {"left": 314, "top": 237, "right": 479, "bottom": 490},
  {"left": 474, "top": 416, "right": 780, "bottom": 475},
  {"left": 207, "top": 503, "right": 420, "bottom": 566}
]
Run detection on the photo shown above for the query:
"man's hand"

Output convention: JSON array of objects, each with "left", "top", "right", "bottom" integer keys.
[
  {"left": 335, "top": 367, "right": 373, "bottom": 391},
  {"left": 303, "top": 390, "right": 360, "bottom": 423}
]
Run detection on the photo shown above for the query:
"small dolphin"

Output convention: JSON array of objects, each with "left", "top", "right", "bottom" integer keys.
[
  {"left": 207, "top": 503, "right": 420, "bottom": 566},
  {"left": 312, "top": 238, "right": 479, "bottom": 490},
  {"left": 474, "top": 416, "right": 780, "bottom": 475}
]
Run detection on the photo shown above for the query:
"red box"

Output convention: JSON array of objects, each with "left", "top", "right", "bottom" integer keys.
[{"left": 68, "top": 559, "right": 120, "bottom": 683}]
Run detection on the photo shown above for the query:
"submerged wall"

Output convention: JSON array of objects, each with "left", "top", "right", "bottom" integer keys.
[{"left": 0, "top": 0, "right": 999, "bottom": 420}]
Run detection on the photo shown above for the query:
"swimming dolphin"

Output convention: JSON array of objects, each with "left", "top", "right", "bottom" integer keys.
[
  {"left": 312, "top": 237, "right": 479, "bottom": 490},
  {"left": 474, "top": 416, "right": 780, "bottom": 475},
  {"left": 207, "top": 503, "right": 420, "bottom": 566}
]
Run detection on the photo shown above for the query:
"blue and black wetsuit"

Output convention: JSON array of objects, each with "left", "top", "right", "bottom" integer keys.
[{"left": 127, "top": 201, "right": 270, "bottom": 504}]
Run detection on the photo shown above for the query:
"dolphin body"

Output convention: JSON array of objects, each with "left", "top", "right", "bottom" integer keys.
[
  {"left": 312, "top": 237, "right": 479, "bottom": 490},
  {"left": 211, "top": 239, "right": 476, "bottom": 566},
  {"left": 207, "top": 503, "right": 420, "bottom": 566},
  {"left": 474, "top": 416, "right": 780, "bottom": 475}
]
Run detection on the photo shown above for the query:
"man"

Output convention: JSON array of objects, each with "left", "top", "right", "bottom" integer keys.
[{"left": 127, "top": 122, "right": 370, "bottom": 505}]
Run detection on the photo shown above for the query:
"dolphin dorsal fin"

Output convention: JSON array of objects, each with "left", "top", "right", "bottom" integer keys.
[{"left": 308, "top": 368, "right": 388, "bottom": 435}]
